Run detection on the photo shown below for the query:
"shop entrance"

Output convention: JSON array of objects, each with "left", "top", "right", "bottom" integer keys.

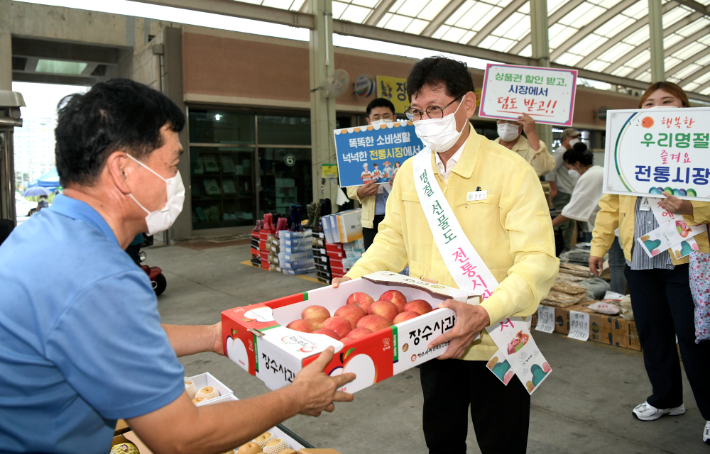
[{"left": 188, "top": 108, "right": 313, "bottom": 231}]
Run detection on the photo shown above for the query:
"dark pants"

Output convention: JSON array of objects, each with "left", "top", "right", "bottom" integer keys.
[
  {"left": 363, "top": 214, "right": 385, "bottom": 250},
  {"left": 420, "top": 359, "right": 530, "bottom": 454},
  {"left": 608, "top": 237, "right": 627, "bottom": 294},
  {"left": 552, "top": 191, "right": 574, "bottom": 254},
  {"left": 624, "top": 265, "right": 710, "bottom": 419}
]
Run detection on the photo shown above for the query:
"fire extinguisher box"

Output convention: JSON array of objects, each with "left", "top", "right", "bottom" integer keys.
[{"left": 222, "top": 271, "right": 479, "bottom": 394}]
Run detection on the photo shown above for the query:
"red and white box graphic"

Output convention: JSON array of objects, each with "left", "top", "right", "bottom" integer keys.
[{"left": 222, "top": 271, "right": 480, "bottom": 393}]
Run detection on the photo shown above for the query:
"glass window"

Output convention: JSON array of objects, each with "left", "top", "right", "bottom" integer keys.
[
  {"left": 189, "top": 110, "right": 255, "bottom": 144},
  {"left": 258, "top": 148, "right": 312, "bottom": 217},
  {"left": 190, "top": 146, "right": 256, "bottom": 229},
  {"left": 257, "top": 115, "right": 311, "bottom": 145}
]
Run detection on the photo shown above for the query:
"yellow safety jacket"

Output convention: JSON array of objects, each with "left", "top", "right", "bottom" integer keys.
[
  {"left": 346, "top": 187, "right": 376, "bottom": 230},
  {"left": 346, "top": 125, "right": 559, "bottom": 361},
  {"left": 590, "top": 194, "right": 710, "bottom": 264},
  {"left": 494, "top": 134, "right": 554, "bottom": 177}
]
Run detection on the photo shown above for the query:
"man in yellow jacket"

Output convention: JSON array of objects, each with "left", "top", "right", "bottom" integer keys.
[
  {"left": 334, "top": 56, "right": 558, "bottom": 454},
  {"left": 347, "top": 98, "right": 397, "bottom": 249}
]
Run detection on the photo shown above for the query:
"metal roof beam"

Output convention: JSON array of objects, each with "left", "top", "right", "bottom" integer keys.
[
  {"left": 11, "top": 37, "right": 121, "bottom": 65},
  {"left": 467, "top": 0, "right": 527, "bottom": 47},
  {"left": 675, "top": 0, "right": 710, "bottom": 15},
  {"left": 132, "top": 0, "right": 315, "bottom": 29},
  {"left": 695, "top": 78, "right": 710, "bottom": 94},
  {"left": 550, "top": 0, "right": 639, "bottom": 60},
  {"left": 130, "top": 0, "right": 710, "bottom": 102},
  {"left": 667, "top": 45, "right": 710, "bottom": 76},
  {"left": 365, "top": 0, "right": 397, "bottom": 27},
  {"left": 333, "top": 20, "right": 535, "bottom": 65},
  {"left": 603, "top": 11, "right": 704, "bottom": 74},
  {"left": 420, "top": 0, "right": 466, "bottom": 38},
  {"left": 677, "top": 64, "right": 710, "bottom": 88},
  {"left": 576, "top": 1, "right": 679, "bottom": 69},
  {"left": 626, "top": 25, "right": 710, "bottom": 78},
  {"left": 509, "top": 0, "right": 585, "bottom": 55}
]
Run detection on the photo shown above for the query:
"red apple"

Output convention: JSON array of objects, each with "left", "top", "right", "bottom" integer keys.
[
  {"left": 368, "top": 300, "right": 399, "bottom": 323},
  {"left": 286, "top": 319, "right": 314, "bottom": 333},
  {"left": 356, "top": 314, "right": 391, "bottom": 333},
  {"left": 393, "top": 311, "right": 420, "bottom": 324},
  {"left": 301, "top": 305, "right": 330, "bottom": 329},
  {"left": 334, "top": 305, "right": 366, "bottom": 329},
  {"left": 348, "top": 327, "right": 373, "bottom": 339},
  {"left": 321, "top": 316, "right": 352, "bottom": 338},
  {"left": 379, "top": 290, "right": 406, "bottom": 313},
  {"left": 341, "top": 337, "right": 355, "bottom": 343},
  {"left": 404, "top": 299, "right": 433, "bottom": 315},
  {"left": 312, "top": 328, "right": 341, "bottom": 340},
  {"left": 347, "top": 292, "right": 374, "bottom": 310}
]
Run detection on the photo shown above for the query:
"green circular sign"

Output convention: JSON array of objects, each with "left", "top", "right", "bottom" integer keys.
[{"left": 284, "top": 154, "right": 296, "bottom": 167}]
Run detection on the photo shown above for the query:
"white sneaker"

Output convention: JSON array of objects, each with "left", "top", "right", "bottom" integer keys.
[
  {"left": 704, "top": 421, "right": 709, "bottom": 444},
  {"left": 632, "top": 401, "right": 686, "bottom": 421}
]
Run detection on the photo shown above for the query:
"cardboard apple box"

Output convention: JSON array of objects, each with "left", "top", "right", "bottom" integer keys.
[{"left": 222, "top": 271, "right": 480, "bottom": 394}]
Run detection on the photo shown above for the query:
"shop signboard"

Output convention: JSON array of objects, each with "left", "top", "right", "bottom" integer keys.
[
  {"left": 603, "top": 107, "right": 710, "bottom": 201},
  {"left": 333, "top": 120, "right": 424, "bottom": 188},
  {"left": 478, "top": 64, "right": 577, "bottom": 126},
  {"left": 376, "top": 76, "right": 409, "bottom": 114}
]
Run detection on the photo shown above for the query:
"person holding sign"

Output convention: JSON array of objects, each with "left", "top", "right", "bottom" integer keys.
[
  {"left": 495, "top": 114, "right": 554, "bottom": 177},
  {"left": 334, "top": 56, "right": 558, "bottom": 453},
  {"left": 590, "top": 82, "right": 710, "bottom": 445},
  {"left": 347, "top": 98, "right": 397, "bottom": 249}
]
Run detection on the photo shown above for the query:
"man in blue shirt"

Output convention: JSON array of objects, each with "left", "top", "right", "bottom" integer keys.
[{"left": 0, "top": 79, "right": 354, "bottom": 454}]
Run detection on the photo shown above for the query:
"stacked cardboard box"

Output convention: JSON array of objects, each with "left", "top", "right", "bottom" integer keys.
[
  {"left": 538, "top": 301, "right": 640, "bottom": 351},
  {"left": 312, "top": 231, "right": 332, "bottom": 284},
  {"left": 266, "top": 234, "right": 281, "bottom": 272},
  {"left": 322, "top": 209, "right": 363, "bottom": 244},
  {"left": 250, "top": 231, "right": 261, "bottom": 267},
  {"left": 259, "top": 229, "right": 274, "bottom": 269},
  {"left": 279, "top": 230, "right": 316, "bottom": 275}
]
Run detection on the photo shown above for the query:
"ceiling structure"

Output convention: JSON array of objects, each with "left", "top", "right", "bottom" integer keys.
[{"left": 156, "top": 0, "right": 710, "bottom": 100}]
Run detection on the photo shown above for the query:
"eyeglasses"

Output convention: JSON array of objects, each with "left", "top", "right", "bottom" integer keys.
[{"left": 405, "top": 97, "right": 462, "bottom": 121}]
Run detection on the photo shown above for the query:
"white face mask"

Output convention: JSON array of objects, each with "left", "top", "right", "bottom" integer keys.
[
  {"left": 413, "top": 99, "right": 464, "bottom": 153},
  {"left": 568, "top": 168, "right": 580, "bottom": 180},
  {"left": 128, "top": 154, "right": 185, "bottom": 235},
  {"left": 371, "top": 119, "right": 394, "bottom": 127},
  {"left": 649, "top": 105, "right": 679, "bottom": 109},
  {"left": 497, "top": 123, "right": 520, "bottom": 142},
  {"left": 569, "top": 138, "right": 580, "bottom": 147}
]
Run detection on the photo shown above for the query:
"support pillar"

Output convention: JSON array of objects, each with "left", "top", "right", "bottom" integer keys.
[
  {"left": 648, "top": 0, "right": 665, "bottom": 82},
  {"left": 0, "top": 0, "right": 12, "bottom": 91},
  {"left": 309, "top": 0, "right": 337, "bottom": 211},
  {"left": 530, "top": 0, "right": 553, "bottom": 153}
]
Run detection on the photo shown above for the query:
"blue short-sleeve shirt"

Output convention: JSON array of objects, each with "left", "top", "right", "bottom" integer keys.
[{"left": 0, "top": 195, "right": 184, "bottom": 454}]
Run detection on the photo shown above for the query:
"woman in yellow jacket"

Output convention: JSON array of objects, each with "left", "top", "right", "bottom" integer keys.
[{"left": 589, "top": 82, "right": 710, "bottom": 444}]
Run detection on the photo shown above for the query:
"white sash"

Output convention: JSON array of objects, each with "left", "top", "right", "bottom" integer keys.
[{"left": 412, "top": 147, "right": 551, "bottom": 394}]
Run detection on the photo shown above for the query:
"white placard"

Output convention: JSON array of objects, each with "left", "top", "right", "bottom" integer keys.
[
  {"left": 478, "top": 64, "right": 577, "bottom": 126},
  {"left": 568, "top": 311, "right": 590, "bottom": 341},
  {"left": 535, "top": 305, "right": 555, "bottom": 334},
  {"left": 603, "top": 107, "right": 710, "bottom": 201}
]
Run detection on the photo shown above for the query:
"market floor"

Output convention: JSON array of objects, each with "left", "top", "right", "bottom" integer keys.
[{"left": 147, "top": 242, "right": 708, "bottom": 454}]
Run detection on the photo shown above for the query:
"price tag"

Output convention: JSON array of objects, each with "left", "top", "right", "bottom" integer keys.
[
  {"left": 535, "top": 305, "right": 555, "bottom": 333},
  {"left": 568, "top": 311, "right": 590, "bottom": 341}
]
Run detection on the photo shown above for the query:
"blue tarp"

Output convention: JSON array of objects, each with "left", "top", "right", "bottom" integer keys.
[{"left": 29, "top": 168, "right": 59, "bottom": 191}]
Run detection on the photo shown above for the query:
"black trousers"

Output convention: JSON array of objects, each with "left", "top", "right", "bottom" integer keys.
[
  {"left": 624, "top": 264, "right": 710, "bottom": 419},
  {"left": 420, "top": 359, "right": 530, "bottom": 454},
  {"left": 363, "top": 214, "right": 385, "bottom": 250}
]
